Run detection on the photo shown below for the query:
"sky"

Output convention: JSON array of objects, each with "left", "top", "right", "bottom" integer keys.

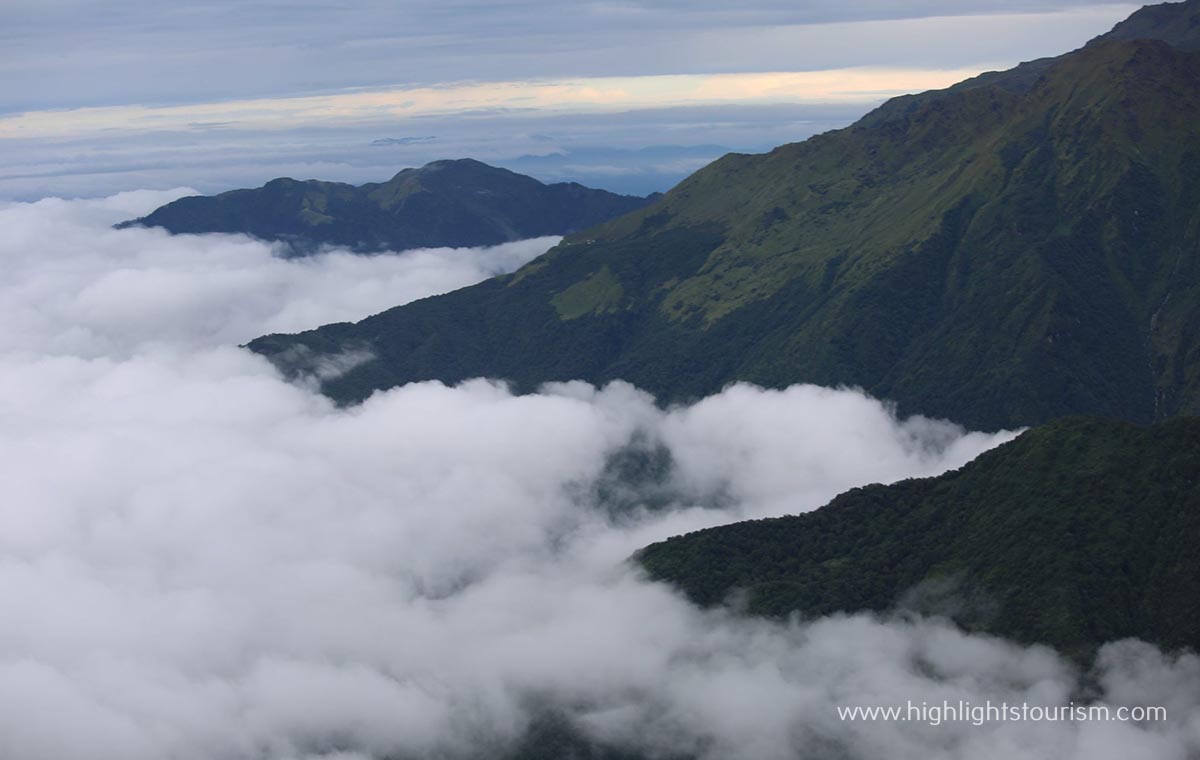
[
  {"left": 1, "top": 191, "right": 1198, "bottom": 760},
  {"left": 1, "top": 0, "right": 1139, "bottom": 199}
]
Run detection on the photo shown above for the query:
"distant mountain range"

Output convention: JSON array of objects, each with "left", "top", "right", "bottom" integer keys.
[
  {"left": 638, "top": 415, "right": 1200, "bottom": 658},
  {"left": 117, "top": 159, "right": 656, "bottom": 254},
  {"left": 248, "top": 0, "right": 1200, "bottom": 431}
]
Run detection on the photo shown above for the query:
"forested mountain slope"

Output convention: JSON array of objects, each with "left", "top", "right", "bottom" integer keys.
[{"left": 638, "top": 416, "right": 1200, "bottom": 658}]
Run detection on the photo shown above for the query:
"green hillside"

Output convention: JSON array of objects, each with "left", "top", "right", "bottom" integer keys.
[
  {"left": 1103, "top": 0, "right": 1200, "bottom": 47},
  {"left": 250, "top": 2, "right": 1200, "bottom": 430},
  {"left": 117, "top": 159, "right": 653, "bottom": 255},
  {"left": 860, "top": 0, "right": 1200, "bottom": 127},
  {"left": 637, "top": 416, "right": 1200, "bottom": 658}
]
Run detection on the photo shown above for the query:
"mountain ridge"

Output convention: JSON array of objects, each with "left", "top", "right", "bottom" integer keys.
[
  {"left": 636, "top": 415, "right": 1200, "bottom": 658},
  {"left": 860, "top": 0, "right": 1200, "bottom": 128},
  {"left": 117, "top": 158, "right": 656, "bottom": 255},
  {"left": 249, "top": 13, "right": 1200, "bottom": 429}
]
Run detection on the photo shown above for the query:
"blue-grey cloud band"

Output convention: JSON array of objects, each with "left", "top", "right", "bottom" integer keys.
[
  {"left": 3, "top": 2, "right": 1135, "bottom": 112},
  {"left": 0, "top": 104, "right": 856, "bottom": 201}
]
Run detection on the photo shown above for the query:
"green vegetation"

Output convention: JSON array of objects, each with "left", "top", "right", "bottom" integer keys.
[
  {"left": 637, "top": 416, "right": 1200, "bottom": 658},
  {"left": 116, "top": 159, "right": 653, "bottom": 255},
  {"left": 552, "top": 266, "right": 625, "bottom": 320},
  {"left": 1103, "top": 0, "right": 1200, "bottom": 47},
  {"left": 249, "top": 8, "right": 1200, "bottom": 430}
]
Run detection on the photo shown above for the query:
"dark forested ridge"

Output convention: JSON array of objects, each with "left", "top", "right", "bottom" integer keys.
[
  {"left": 637, "top": 416, "right": 1200, "bottom": 658},
  {"left": 249, "top": 1, "right": 1200, "bottom": 430},
  {"left": 117, "top": 159, "right": 655, "bottom": 255}
]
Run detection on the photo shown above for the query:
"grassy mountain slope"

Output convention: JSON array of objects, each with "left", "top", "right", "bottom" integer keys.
[
  {"left": 250, "top": 2, "right": 1200, "bottom": 431},
  {"left": 1104, "top": 0, "right": 1200, "bottom": 47},
  {"left": 117, "top": 159, "right": 654, "bottom": 254},
  {"left": 637, "top": 416, "right": 1200, "bottom": 657},
  {"left": 861, "top": 0, "right": 1200, "bottom": 127}
]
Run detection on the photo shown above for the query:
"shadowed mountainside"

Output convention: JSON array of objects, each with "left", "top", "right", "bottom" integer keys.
[
  {"left": 637, "top": 416, "right": 1200, "bottom": 659},
  {"left": 117, "top": 159, "right": 656, "bottom": 255}
]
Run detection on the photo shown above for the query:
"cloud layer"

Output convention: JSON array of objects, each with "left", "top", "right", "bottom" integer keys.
[
  {"left": 0, "top": 194, "right": 1196, "bottom": 760},
  {"left": 4, "top": 2, "right": 1135, "bottom": 113},
  {"left": 0, "top": 190, "right": 555, "bottom": 356}
]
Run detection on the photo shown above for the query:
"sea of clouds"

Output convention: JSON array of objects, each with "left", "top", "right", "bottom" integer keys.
[{"left": 0, "top": 192, "right": 1196, "bottom": 760}]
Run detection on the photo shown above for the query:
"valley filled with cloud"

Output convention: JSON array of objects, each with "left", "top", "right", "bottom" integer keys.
[{"left": 0, "top": 193, "right": 1196, "bottom": 760}]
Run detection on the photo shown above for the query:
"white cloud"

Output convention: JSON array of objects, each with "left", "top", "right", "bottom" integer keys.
[
  {"left": 0, "top": 190, "right": 555, "bottom": 356},
  {"left": 0, "top": 194, "right": 1195, "bottom": 760}
]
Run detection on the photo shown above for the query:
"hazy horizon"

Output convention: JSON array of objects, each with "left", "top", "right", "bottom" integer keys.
[{"left": 3, "top": 2, "right": 1136, "bottom": 199}]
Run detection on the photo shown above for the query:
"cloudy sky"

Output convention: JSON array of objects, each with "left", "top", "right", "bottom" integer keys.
[{"left": 3, "top": 0, "right": 1137, "bottom": 199}]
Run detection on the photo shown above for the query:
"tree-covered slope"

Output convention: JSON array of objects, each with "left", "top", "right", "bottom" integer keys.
[
  {"left": 637, "top": 416, "right": 1200, "bottom": 657},
  {"left": 117, "top": 159, "right": 654, "bottom": 254},
  {"left": 250, "top": 3, "right": 1200, "bottom": 430}
]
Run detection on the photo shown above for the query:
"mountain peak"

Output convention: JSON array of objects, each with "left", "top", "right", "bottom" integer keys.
[
  {"left": 117, "top": 160, "right": 654, "bottom": 254},
  {"left": 858, "top": 0, "right": 1200, "bottom": 130},
  {"left": 385, "top": 158, "right": 501, "bottom": 183},
  {"left": 423, "top": 157, "right": 492, "bottom": 170},
  {"left": 1094, "top": 0, "right": 1200, "bottom": 49}
]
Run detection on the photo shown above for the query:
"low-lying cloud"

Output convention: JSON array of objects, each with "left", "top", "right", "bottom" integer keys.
[
  {"left": 0, "top": 194, "right": 1195, "bottom": 760},
  {"left": 0, "top": 189, "right": 555, "bottom": 357}
]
